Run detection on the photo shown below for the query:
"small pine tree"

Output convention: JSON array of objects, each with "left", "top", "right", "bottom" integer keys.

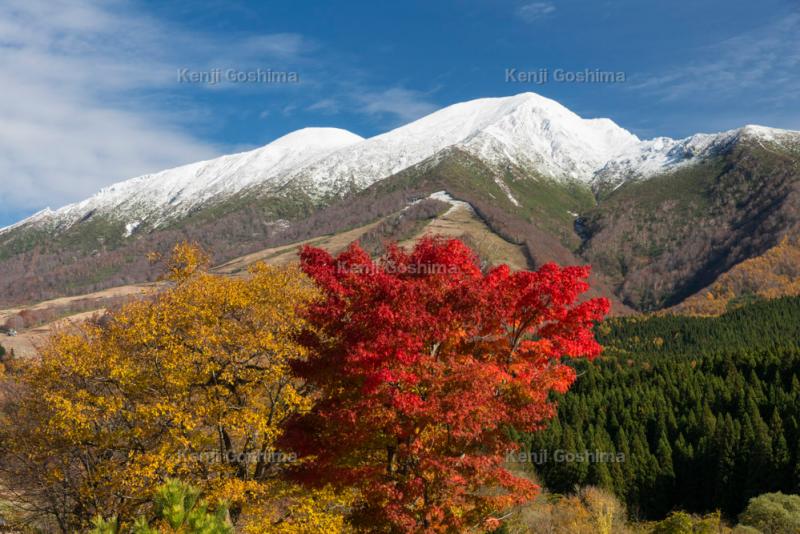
[{"left": 90, "top": 480, "right": 232, "bottom": 534}]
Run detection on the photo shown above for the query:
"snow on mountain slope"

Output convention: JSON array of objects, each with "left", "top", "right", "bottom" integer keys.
[
  {"left": 286, "top": 92, "right": 642, "bottom": 193},
  {"left": 4, "top": 92, "right": 645, "bottom": 236},
  {"left": 5, "top": 92, "right": 800, "bottom": 238},
  {"left": 1, "top": 128, "right": 364, "bottom": 234},
  {"left": 593, "top": 124, "right": 800, "bottom": 190},
  {"left": 459, "top": 100, "right": 640, "bottom": 180}
]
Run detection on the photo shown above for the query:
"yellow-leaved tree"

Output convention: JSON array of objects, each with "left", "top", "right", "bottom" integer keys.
[{"left": 0, "top": 243, "right": 353, "bottom": 533}]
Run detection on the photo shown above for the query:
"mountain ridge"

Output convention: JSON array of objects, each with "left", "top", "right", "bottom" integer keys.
[
  {"left": 8, "top": 92, "right": 798, "bottom": 238},
  {"left": 2, "top": 92, "right": 800, "bottom": 312}
]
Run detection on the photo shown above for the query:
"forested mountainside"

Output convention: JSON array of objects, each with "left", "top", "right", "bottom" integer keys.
[
  {"left": 521, "top": 296, "right": 800, "bottom": 519},
  {"left": 580, "top": 136, "right": 800, "bottom": 310}
]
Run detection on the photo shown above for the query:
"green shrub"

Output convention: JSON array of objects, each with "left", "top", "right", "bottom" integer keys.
[
  {"left": 738, "top": 492, "right": 800, "bottom": 534},
  {"left": 649, "top": 510, "right": 725, "bottom": 534},
  {"left": 651, "top": 511, "right": 694, "bottom": 534}
]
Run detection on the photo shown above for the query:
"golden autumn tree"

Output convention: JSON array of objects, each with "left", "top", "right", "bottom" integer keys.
[{"left": 0, "top": 243, "right": 352, "bottom": 533}]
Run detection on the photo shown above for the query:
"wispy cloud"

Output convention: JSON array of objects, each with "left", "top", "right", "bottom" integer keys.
[
  {"left": 0, "top": 0, "right": 215, "bottom": 219},
  {"left": 236, "top": 33, "right": 313, "bottom": 59},
  {"left": 357, "top": 88, "right": 439, "bottom": 123},
  {"left": 0, "top": 0, "right": 443, "bottom": 223},
  {"left": 517, "top": 2, "right": 556, "bottom": 22},
  {"left": 630, "top": 13, "right": 800, "bottom": 109},
  {"left": 0, "top": 0, "right": 321, "bottom": 219},
  {"left": 0, "top": 0, "right": 326, "bottom": 219},
  {"left": 307, "top": 98, "right": 342, "bottom": 114},
  {"left": 302, "top": 87, "right": 438, "bottom": 126}
]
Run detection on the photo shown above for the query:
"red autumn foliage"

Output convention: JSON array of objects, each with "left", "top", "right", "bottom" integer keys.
[{"left": 286, "top": 237, "right": 609, "bottom": 532}]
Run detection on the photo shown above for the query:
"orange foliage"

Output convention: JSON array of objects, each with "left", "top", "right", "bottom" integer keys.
[{"left": 673, "top": 235, "right": 800, "bottom": 315}]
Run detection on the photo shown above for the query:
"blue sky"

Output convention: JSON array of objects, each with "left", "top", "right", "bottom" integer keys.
[{"left": 1, "top": 0, "right": 798, "bottom": 227}]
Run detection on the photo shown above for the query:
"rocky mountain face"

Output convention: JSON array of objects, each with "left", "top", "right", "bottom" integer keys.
[{"left": 2, "top": 92, "right": 799, "bottom": 312}]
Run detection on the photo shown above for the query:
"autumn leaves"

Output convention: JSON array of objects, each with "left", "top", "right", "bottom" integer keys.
[{"left": 0, "top": 238, "right": 608, "bottom": 533}]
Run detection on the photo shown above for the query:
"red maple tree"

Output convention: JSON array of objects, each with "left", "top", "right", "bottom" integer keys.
[{"left": 287, "top": 237, "right": 609, "bottom": 532}]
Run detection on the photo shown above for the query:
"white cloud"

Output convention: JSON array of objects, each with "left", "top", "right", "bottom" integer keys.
[
  {"left": 517, "top": 2, "right": 556, "bottom": 22},
  {"left": 237, "top": 33, "right": 314, "bottom": 59},
  {"left": 0, "top": 0, "right": 443, "bottom": 224},
  {"left": 0, "top": 0, "right": 318, "bottom": 220},
  {"left": 0, "top": 0, "right": 218, "bottom": 217}
]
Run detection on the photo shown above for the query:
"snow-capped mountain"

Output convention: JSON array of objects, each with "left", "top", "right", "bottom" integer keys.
[
  {"left": 283, "top": 92, "right": 641, "bottom": 194},
  {"left": 593, "top": 124, "right": 800, "bottom": 190},
  {"left": 4, "top": 92, "right": 799, "bottom": 237},
  {"left": 1, "top": 127, "right": 364, "bottom": 234},
  {"left": 4, "top": 92, "right": 800, "bottom": 312}
]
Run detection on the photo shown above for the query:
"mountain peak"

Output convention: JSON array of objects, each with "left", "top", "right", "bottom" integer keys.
[
  {"left": 6, "top": 92, "right": 796, "bottom": 239},
  {"left": 455, "top": 93, "right": 641, "bottom": 180},
  {"left": 287, "top": 92, "right": 643, "bottom": 192},
  {"left": 266, "top": 127, "right": 365, "bottom": 149}
]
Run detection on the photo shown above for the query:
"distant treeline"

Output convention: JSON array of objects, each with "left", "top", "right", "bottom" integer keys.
[{"left": 516, "top": 296, "right": 800, "bottom": 520}]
